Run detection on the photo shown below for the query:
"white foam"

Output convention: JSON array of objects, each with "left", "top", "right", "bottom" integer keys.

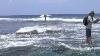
[
  {"left": 58, "top": 42, "right": 100, "bottom": 51},
  {"left": 59, "top": 18, "right": 82, "bottom": 22},
  {"left": 0, "top": 41, "right": 33, "bottom": 49},
  {"left": 0, "top": 34, "right": 64, "bottom": 49},
  {"left": 0, "top": 35, "right": 9, "bottom": 39},
  {"left": 40, "top": 14, "right": 51, "bottom": 18},
  {"left": 16, "top": 26, "right": 62, "bottom": 34},
  {"left": 0, "top": 34, "right": 34, "bottom": 49},
  {"left": 0, "top": 18, "right": 14, "bottom": 21},
  {"left": 0, "top": 17, "right": 83, "bottom": 22}
]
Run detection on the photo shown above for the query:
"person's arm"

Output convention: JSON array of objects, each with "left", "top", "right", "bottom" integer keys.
[
  {"left": 93, "top": 18, "right": 100, "bottom": 23},
  {"left": 88, "top": 16, "right": 92, "bottom": 22}
]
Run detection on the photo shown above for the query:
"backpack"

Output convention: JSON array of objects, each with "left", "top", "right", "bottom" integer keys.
[{"left": 83, "top": 16, "right": 88, "bottom": 26}]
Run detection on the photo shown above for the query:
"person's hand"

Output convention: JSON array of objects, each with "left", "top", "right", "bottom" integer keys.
[
  {"left": 97, "top": 19, "right": 100, "bottom": 21},
  {"left": 93, "top": 19, "right": 100, "bottom": 23}
]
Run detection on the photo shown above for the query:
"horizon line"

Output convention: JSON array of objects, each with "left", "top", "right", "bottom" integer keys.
[{"left": 0, "top": 13, "right": 100, "bottom": 16}]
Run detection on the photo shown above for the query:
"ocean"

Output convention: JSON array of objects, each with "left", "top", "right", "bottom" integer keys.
[{"left": 0, "top": 14, "right": 100, "bottom": 56}]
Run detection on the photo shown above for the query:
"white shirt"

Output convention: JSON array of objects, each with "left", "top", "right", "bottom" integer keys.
[{"left": 86, "top": 16, "right": 96, "bottom": 28}]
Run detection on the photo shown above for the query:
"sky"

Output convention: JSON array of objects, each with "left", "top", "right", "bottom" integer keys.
[{"left": 0, "top": 0, "right": 99, "bottom": 15}]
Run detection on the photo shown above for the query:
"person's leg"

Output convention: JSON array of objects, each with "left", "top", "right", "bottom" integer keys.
[
  {"left": 88, "top": 37, "right": 92, "bottom": 44},
  {"left": 86, "top": 28, "right": 88, "bottom": 43},
  {"left": 86, "top": 37, "right": 91, "bottom": 44},
  {"left": 86, "top": 28, "right": 92, "bottom": 44}
]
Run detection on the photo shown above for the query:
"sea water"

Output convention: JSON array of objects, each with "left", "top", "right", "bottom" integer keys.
[{"left": 0, "top": 14, "right": 100, "bottom": 56}]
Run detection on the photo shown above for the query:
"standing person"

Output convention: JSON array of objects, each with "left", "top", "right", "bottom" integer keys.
[
  {"left": 44, "top": 14, "right": 47, "bottom": 21},
  {"left": 83, "top": 11, "right": 100, "bottom": 44}
]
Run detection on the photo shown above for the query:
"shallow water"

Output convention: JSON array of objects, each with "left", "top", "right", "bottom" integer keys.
[{"left": 0, "top": 20, "right": 100, "bottom": 56}]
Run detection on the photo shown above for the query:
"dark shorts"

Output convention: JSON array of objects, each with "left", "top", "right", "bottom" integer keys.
[{"left": 86, "top": 28, "right": 91, "bottom": 37}]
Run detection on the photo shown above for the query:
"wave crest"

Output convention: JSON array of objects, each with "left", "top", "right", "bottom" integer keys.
[
  {"left": 16, "top": 26, "right": 62, "bottom": 34},
  {"left": 0, "top": 17, "right": 83, "bottom": 22}
]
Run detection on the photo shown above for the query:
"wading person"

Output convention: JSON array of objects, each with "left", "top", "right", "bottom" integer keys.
[
  {"left": 83, "top": 11, "right": 100, "bottom": 44},
  {"left": 44, "top": 14, "right": 47, "bottom": 21}
]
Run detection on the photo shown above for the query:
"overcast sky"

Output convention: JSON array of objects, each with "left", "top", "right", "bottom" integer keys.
[{"left": 0, "top": 0, "right": 99, "bottom": 15}]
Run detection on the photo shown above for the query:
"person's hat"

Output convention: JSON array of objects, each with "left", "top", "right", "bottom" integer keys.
[{"left": 89, "top": 11, "right": 95, "bottom": 15}]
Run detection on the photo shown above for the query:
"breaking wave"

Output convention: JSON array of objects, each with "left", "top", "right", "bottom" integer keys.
[
  {"left": 58, "top": 42, "right": 100, "bottom": 51},
  {"left": 0, "top": 17, "right": 83, "bottom": 22},
  {"left": 16, "top": 25, "right": 63, "bottom": 34}
]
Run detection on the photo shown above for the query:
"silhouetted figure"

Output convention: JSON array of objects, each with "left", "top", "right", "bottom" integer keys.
[{"left": 44, "top": 15, "right": 47, "bottom": 21}]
